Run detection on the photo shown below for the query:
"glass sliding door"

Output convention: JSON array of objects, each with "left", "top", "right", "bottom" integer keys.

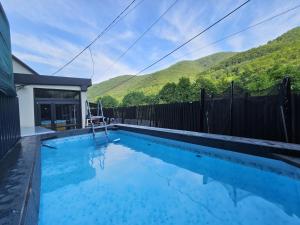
[
  {"left": 55, "top": 104, "right": 80, "bottom": 130},
  {"left": 39, "top": 104, "right": 52, "bottom": 129},
  {"left": 34, "top": 88, "right": 81, "bottom": 131}
]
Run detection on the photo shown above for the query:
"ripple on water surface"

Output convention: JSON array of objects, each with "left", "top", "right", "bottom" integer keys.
[{"left": 39, "top": 131, "right": 300, "bottom": 225}]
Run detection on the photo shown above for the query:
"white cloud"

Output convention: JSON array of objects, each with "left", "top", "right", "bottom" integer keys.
[
  {"left": 150, "top": 0, "right": 221, "bottom": 66},
  {"left": 2, "top": 0, "right": 101, "bottom": 39},
  {"left": 227, "top": 35, "right": 245, "bottom": 51},
  {"left": 3, "top": 0, "right": 300, "bottom": 84},
  {"left": 12, "top": 32, "right": 137, "bottom": 82},
  {"left": 3, "top": 0, "right": 141, "bottom": 82},
  {"left": 224, "top": 1, "right": 300, "bottom": 51}
]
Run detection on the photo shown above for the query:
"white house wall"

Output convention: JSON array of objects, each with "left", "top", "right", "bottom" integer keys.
[
  {"left": 12, "top": 58, "right": 34, "bottom": 74},
  {"left": 80, "top": 91, "right": 87, "bottom": 128},
  {"left": 17, "top": 85, "right": 87, "bottom": 129},
  {"left": 17, "top": 85, "right": 34, "bottom": 127}
]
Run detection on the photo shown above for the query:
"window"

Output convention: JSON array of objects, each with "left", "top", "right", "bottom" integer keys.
[
  {"left": 34, "top": 89, "right": 80, "bottom": 99},
  {"left": 34, "top": 88, "right": 81, "bottom": 130}
]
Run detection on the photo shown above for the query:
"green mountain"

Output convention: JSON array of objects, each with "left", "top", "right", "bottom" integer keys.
[
  {"left": 197, "top": 27, "right": 300, "bottom": 93},
  {"left": 88, "top": 27, "right": 300, "bottom": 101},
  {"left": 87, "top": 52, "right": 236, "bottom": 101}
]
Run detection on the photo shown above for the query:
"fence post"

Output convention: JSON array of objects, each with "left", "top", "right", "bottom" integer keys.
[
  {"left": 155, "top": 105, "right": 158, "bottom": 127},
  {"left": 136, "top": 106, "right": 138, "bottom": 125},
  {"left": 148, "top": 105, "right": 151, "bottom": 127},
  {"left": 140, "top": 106, "right": 143, "bottom": 125},
  {"left": 243, "top": 92, "right": 248, "bottom": 137},
  {"left": 121, "top": 108, "right": 124, "bottom": 124},
  {"left": 279, "top": 76, "right": 292, "bottom": 142},
  {"left": 291, "top": 92, "right": 296, "bottom": 143},
  {"left": 230, "top": 81, "right": 234, "bottom": 136},
  {"left": 199, "top": 88, "right": 205, "bottom": 132}
]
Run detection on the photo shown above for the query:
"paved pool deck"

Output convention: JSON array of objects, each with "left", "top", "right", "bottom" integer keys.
[{"left": 21, "top": 127, "right": 54, "bottom": 137}]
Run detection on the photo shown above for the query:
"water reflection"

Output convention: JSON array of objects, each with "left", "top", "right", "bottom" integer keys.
[
  {"left": 89, "top": 145, "right": 106, "bottom": 170},
  {"left": 41, "top": 132, "right": 300, "bottom": 224},
  {"left": 109, "top": 132, "right": 300, "bottom": 219},
  {"left": 41, "top": 141, "right": 96, "bottom": 193}
]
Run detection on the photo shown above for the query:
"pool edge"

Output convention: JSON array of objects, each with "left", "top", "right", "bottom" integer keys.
[{"left": 115, "top": 124, "right": 300, "bottom": 158}]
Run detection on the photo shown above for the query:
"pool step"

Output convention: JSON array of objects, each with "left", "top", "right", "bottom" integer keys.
[
  {"left": 94, "top": 125, "right": 109, "bottom": 129},
  {"left": 86, "top": 100, "right": 109, "bottom": 139},
  {"left": 90, "top": 116, "right": 105, "bottom": 120}
]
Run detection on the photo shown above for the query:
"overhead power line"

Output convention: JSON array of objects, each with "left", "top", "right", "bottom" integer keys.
[
  {"left": 116, "top": 0, "right": 145, "bottom": 24},
  {"left": 181, "top": 4, "right": 300, "bottom": 58},
  {"left": 136, "top": 0, "right": 250, "bottom": 75},
  {"left": 87, "top": 0, "right": 146, "bottom": 80},
  {"left": 154, "top": 4, "right": 300, "bottom": 70},
  {"left": 104, "top": 0, "right": 251, "bottom": 93},
  {"left": 88, "top": 47, "right": 95, "bottom": 79},
  {"left": 51, "top": 0, "right": 137, "bottom": 75},
  {"left": 103, "top": 0, "right": 179, "bottom": 76}
]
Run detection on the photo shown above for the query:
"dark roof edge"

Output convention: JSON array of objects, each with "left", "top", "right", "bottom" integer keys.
[
  {"left": 12, "top": 55, "right": 39, "bottom": 75},
  {"left": 14, "top": 73, "right": 92, "bottom": 91}
]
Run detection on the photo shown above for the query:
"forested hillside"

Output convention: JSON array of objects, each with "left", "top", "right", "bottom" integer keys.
[
  {"left": 88, "top": 52, "right": 236, "bottom": 101},
  {"left": 196, "top": 27, "right": 300, "bottom": 93},
  {"left": 88, "top": 27, "right": 300, "bottom": 102}
]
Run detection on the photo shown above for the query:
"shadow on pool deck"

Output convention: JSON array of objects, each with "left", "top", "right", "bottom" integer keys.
[{"left": 0, "top": 136, "right": 40, "bottom": 225}]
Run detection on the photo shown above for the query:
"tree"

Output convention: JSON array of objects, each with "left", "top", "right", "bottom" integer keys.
[
  {"left": 158, "top": 82, "right": 177, "bottom": 103},
  {"left": 122, "top": 91, "right": 147, "bottom": 106},
  {"left": 175, "top": 77, "right": 193, "bottom": 102},
  {"left": 96, "top": 95, "right": 119, "bottom": 108},
  {"left": 145, "top": 94, "right": 159, "bottom": 105},
  {"left": 191, "top": 76, "right": 218, "bottom": 100}
]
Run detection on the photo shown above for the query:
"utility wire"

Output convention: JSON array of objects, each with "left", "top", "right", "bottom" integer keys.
[
  {"left": 88, "top": 0, "right": 145, "bottom": 79},
  {"left": 154, "top": 4, "right": 300, "bottom": 70},
  {"left": 103, "top": 0, "right": 179, "bottom": 76},
  {"left": 181, "top": 4, "right": 300, "bottom": 59},
  {"left": 116, "top": 0, "right": 145, "bottom": 24},
  {"left": 137, "top": 0, "right": 250, "bottom": 75},
  {"left": 104, "top": 0, "right": 251, "bottom": 93},
  {"left": 88, "top": 47, "right": 95, "bottom": 79},
  {"left": 51, "top": 0, "right": 137, "bottom": 75}
]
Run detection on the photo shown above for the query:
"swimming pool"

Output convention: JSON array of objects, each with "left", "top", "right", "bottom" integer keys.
[{"left": 39, "top": 130, "right": 300, "bottom": 225}]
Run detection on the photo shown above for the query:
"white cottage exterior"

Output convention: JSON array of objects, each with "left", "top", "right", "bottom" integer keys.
[{"left": 13, "top": 55, "right": 91, "bottom": 134}]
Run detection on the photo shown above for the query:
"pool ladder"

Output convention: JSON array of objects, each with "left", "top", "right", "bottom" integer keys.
[{"left": 86, "top": 100, "right": 108, "bottom": 139}]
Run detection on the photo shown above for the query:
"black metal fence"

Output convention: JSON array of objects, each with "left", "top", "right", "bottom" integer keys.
[
  {"left": 0, "top": 94, "right": 20, "bottom": 159},
  {"left": 92, "top": 77, "right": 300, "bottom": 144}
]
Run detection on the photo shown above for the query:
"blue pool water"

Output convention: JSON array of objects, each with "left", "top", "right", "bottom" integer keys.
[{"left": 39, "top": 131, "right": 300, "bottom": 225}]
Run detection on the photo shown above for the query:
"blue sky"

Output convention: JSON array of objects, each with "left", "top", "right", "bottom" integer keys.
[{"left": 2, "top": 0, "right": 300, "bottom": 83}]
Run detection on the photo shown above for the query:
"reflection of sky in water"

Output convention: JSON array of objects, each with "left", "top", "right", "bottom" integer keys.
[{"left": 39, "top": 131, "right": 300, "bottom": 225}]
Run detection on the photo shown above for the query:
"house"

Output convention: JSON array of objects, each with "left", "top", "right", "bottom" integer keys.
[{"left": 13, "top": 55, "right": 92, "bottom": 134}]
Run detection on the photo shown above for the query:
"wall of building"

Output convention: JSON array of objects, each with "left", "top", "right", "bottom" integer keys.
[
  {"left": 17, "top": 85, "right": 34, "bottom": 127},
  {"left": 0, "top": 3, "right": 15, "bottom": 96},
  {"left": 17, "top": 85, "right": 87, "bottom": 128},
  {"left": 0, "top": 3, "right": 21, "bottom": 159},
  {"left": 80, "top": 91, "right": 87, "bottom": 128},
  {"left": 12, "top": 58, "right": 35, "bottom": 75},
  {"left": 0, "top": 94, "right": 21, "bottom": 158}
]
